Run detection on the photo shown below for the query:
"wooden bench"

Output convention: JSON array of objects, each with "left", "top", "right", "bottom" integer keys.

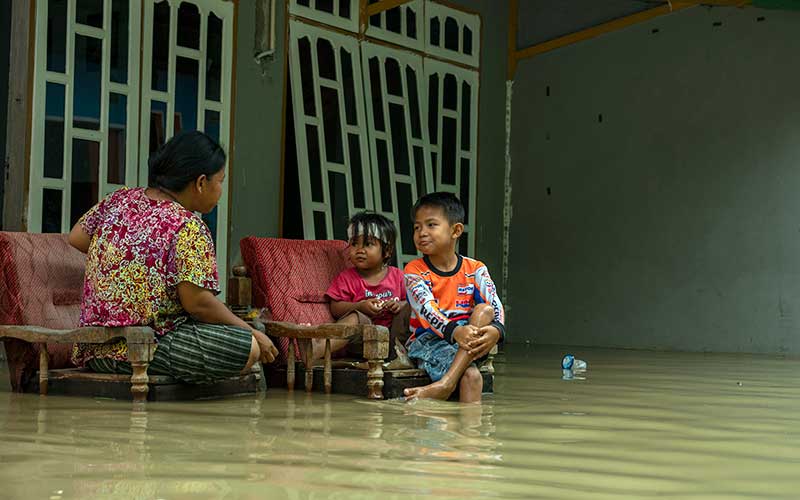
[
  {"left": 260, "top": 320, "right": 389, "bottom": 399},
  {"left": 0, "top": 325, "right": 155, "bottom": 401},
  {"left": 0, "top": 231, "right": 260, "bottom": 401}
]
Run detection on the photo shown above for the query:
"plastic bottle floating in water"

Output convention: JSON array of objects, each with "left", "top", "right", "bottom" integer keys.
[
  {"left": 561, "top": 354, "right": 588, "bottom": 380},
  {"left": 561, "top": 354, "right": 587, "bottom": 371}
]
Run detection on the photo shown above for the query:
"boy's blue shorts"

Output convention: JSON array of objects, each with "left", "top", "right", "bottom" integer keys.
[{"left": 407, "top": 327, "right": 476, "bottom": 382}]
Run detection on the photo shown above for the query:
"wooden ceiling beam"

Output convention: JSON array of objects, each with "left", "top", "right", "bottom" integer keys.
[
  {"left": 507, "top": 0, "right": 754, "bottom": 78},
  {"left": 685, "top": 0, "right": 751, "bottom": 5},
  {"left": 366, "top": 0, "right": 414, "bottom": 17},
  {"left": 510, "top": 1, "right": 699, "bottom": 74}
]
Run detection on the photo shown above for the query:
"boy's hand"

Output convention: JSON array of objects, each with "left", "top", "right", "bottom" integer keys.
[
  {"left": 453, "top": 324, "right": 479, "bottom": 350},
  {"left": 467, "top": 325, "right": 500, "bottom": 359},
  {"left": 358, "top": 298, "right": 383, "bottom": 317},
  {"left": 383, "top": 299, "right": 405, "bottom": 314}
]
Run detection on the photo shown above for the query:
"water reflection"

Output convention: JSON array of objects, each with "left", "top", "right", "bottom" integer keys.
[
  {"left": 3, "top": 347, "right": 800, "bottom": 499},
  {"left": 0, "top": 386, "right": 500, "bottom": 499}
]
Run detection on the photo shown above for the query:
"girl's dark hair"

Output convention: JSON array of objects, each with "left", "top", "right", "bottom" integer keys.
[
  {"left": 347, "top": 211, "right": 397, "bottom": 263},
  {"left": 148, "top": 131, "right": 226, "bottom": 192}
]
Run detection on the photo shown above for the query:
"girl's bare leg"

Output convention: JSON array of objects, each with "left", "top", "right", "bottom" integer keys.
[{"left": 312, "top": 312, "right": 363, "bottom": 359}]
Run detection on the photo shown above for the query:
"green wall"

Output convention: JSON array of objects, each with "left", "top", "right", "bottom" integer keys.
[
  {"left": 228, "top": 1, "right": 510, "bottom": 290},
  {"left": 508, "top": 6, "right": 800, "bottom": 353},
  {"left": 228, "top": 0, "right": 288, "bottom": 266},
  {"left": 459, "top": 0, "right": 509, "bottom": 303}
]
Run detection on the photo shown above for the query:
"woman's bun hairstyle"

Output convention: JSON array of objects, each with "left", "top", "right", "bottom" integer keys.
[{"left": 148, "top": 131, "right": 226, "bottom": 192}]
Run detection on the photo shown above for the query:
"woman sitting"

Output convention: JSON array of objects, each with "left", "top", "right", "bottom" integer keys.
[{"left": 68, "top": 131, "right": 278, "bottom": 383}]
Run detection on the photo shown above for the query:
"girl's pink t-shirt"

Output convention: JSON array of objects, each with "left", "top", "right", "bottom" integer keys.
[{"left": 325, "top": 266, "right": 406, "bottom": 328}]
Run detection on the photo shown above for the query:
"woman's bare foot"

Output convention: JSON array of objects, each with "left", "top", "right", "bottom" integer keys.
[{"left": 404, "top": 381, "right": 455, "bottom": 401}]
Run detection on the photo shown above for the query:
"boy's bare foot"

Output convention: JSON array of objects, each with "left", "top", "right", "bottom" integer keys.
[{"left": 404, "top": 381, "right": 454, "bottom": 401}]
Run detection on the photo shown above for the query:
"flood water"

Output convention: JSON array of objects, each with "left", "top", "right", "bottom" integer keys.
[{"left": 2, "top": 345, "right": 800, "bottom": 499}]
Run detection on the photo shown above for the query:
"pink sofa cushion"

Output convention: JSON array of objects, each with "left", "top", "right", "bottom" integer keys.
[
  {"left": 240, "top": 237, "right": 350, "bottom": 360},
  {"left": 0, "top": 232, "right": 85, "bottom": 390}
]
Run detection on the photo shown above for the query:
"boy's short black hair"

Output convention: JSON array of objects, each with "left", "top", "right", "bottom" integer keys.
[
  {"left": 412, "top": 192, "right": 465, "bottom": 225},
  {"left": 347, "top": 211, "right": 397, "bottom": 263}
]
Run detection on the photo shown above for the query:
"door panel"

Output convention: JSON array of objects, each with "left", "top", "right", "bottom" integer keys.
[
  {"left": 361, "top": 42, "right": 431, "bottom": 267},
  {"left": 288, "top": 19, "right": 374, "bottom": 241}
]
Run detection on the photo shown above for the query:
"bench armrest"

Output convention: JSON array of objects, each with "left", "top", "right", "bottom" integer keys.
[
  {"left": 263, "top": 320, "right": 388, "bottom": 342},
  {"left": 0, "top": 325, "right": 156, "bottom": 344}
]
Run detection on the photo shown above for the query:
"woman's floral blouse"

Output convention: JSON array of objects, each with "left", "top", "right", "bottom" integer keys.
[{"left": 71, "top": 188, "right": 219, "bottom": 367}]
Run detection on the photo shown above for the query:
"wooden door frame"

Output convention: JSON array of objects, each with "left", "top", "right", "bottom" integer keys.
[{"left": 3, "top": 0, "right": 35, "bottom": 232}]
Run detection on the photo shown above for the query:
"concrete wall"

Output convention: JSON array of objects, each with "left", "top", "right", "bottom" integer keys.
[
  {"left": 508, "top": 6, "right": 800, "bottom": 353},
  {"left": 228, "top": 1, "right": 510, "bottom": 288},
  {"left": 460, "top": 0, "right": 509, "bottom": 301},
  {"left": 227, "top": 1, "right": 288, "bottom": 266}
]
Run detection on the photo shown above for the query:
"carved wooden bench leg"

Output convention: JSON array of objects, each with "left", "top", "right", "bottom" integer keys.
[
  {"left": 324, "top": 339, "right": 332, "bottom": 394},
  {"left": 287, "top": 341, "right": 296, "bottom": 391},
  {"left": 127, "top": 342, "right": 153, "bottom": 402},
  {"left": 301, "top": 339, "right": 313, "bottom": 393},
  {"left": 364, "top": 327, "right": 390, "bottom": 400},
  {"left": 38, "top": 343, "right": 49, "bottom": 396},
  {"left": 366, "top": 360, "right": 383, "bottom": 399}
]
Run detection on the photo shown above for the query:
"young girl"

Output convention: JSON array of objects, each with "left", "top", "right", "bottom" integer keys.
[{"left": 323, "top": 212, "right": 408, "bottom": 358}]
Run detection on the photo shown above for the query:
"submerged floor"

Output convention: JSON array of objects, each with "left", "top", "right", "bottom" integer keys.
[{"left": 1, "top": 345, "right": 799, "bottom": 499}]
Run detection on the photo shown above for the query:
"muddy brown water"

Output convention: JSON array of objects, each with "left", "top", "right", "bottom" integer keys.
[{"left": 1, "top": 346, "right": 799, "bottom": 499}]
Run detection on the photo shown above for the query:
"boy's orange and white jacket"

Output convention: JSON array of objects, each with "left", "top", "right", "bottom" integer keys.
[{"left": 404, "top": 255, "right": 505, "bottom": 344}]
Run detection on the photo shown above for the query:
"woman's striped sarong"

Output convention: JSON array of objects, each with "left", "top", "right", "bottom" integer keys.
[{"left": 88, "top": 320, "right": 252, "bottom": 384}]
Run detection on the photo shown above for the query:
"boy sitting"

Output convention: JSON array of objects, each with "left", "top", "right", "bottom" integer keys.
[{"left": 404, "top": 192, "right": 505, "bottom": 403}]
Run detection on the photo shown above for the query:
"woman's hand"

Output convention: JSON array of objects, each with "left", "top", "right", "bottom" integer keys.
[{"left": 252, "top": 329, "right": 279, "bottom": 363}]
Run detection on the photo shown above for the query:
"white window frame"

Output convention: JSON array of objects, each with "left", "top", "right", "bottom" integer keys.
[
  {"left": 29, "top": 0, "right": 142, "bottom": 232},
  {"left": 289, "top": 0, "right": 360, "bottom": 33},
  {"left": 361, "top": 41, "right": 432, "bottom": 267},
  {"left": 29, "top": 0, "right": 236, "bottom": 290},
  {"left": 366, "top": 0, "right": 425, "bottom": 52},
  {"left": 425, "top": 1, "right": 480, "bottom": 68},
  {"left": 288, "top": 18, "right": 375, "bottom": 241},
  {"left": 424, "top": 58, "right": 479, "bottom": 257},
  {"left": 288, "top": 1, "right": 481, "bottom": 259},
  {"left": 139, "top": 0, "right": 236, "bottom": 289}
]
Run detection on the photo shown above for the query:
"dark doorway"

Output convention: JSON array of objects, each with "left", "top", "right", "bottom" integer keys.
[{"left": 281, "top": 79, "right": 303, "bottom": 239}]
